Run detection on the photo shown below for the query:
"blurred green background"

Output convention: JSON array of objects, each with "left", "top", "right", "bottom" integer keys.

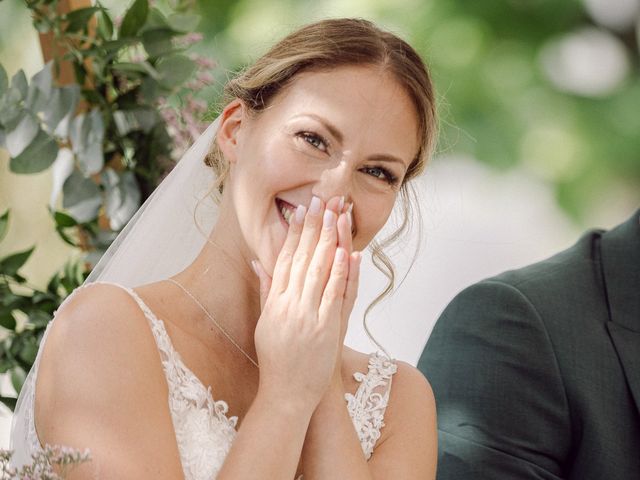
[{"left": 2, "top": 0, "right": 639, "bottom": 227}]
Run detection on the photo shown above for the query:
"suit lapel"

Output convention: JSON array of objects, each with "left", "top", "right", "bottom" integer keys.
[{"left": 602, "top": 210, "right": 640, "bottom": 414}]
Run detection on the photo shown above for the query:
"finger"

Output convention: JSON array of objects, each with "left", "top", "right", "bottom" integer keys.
[
  {"left": 251, "top": 259, "right": 272, "bottom": 310},
  {"left": 287, "top": 196, "right": 324, "bottom": 293},
  {"left": 318, "top": 247, "right": 349, "bottom": 326},
  {"left": 340, "top": 251, "right": 361, "bottom": 332},
  {"left": 300, "top": 208, "right": 338, "bottom": 307},
  {"left": 270, "top": 204, "right": 306, "bottom": 294},
  {"left": 336, "top": 212, "right": 352, "bottom": 254}
]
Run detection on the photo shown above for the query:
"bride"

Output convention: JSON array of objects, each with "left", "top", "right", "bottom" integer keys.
[{"left": 11, "top": 18, "right": 438, "bottom": 479}]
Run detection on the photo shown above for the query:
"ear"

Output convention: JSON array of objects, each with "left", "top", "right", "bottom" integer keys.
[{"left": 216, "top": 99, "right": 246, "bottom": 164}]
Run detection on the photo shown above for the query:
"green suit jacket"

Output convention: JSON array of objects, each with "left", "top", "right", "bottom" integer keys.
[{"left": 418, "top": 210, "right": 640, "bottom": 479}]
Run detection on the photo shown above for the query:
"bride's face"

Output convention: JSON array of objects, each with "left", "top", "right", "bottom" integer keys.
[{"left": 218, "top": 65, "right": 420, "bottom": 273}]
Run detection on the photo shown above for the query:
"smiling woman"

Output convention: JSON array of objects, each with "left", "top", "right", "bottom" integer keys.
[{"left": 11, "top": 17, "right": 438, "bottom": 480}]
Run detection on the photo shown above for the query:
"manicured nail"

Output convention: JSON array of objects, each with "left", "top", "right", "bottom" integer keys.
[
  {"left": 336, "top": 248, "right": 346, "bottom": 262},
  {"left": 346, "top": 203, "right": 353, "bottom": 229},
  {"left": 338, "top": 196, "right": 345, "bottom": 212},
  {"left": 323, "top": 209, "right": 336, "bottom": 228},
  {"left": 309, "top": 196, "right": 321, "bottom": 216},
  {"left": 295, "top": 205, "right": 306, "bottom": 224},
  {"left": 250, "top": 260, "right": 259, "bottom": 276}
]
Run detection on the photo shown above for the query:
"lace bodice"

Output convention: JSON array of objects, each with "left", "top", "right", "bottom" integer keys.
[{"left": 10, "top": 282, "right": 398, "bottom": 479}]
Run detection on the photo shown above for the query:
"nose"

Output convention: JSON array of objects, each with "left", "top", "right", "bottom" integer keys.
[{"left": 311, "top": 159, "right": 353, "bottom": 206}]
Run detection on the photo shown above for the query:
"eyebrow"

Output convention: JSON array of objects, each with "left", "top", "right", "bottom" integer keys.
[{"left": 292, "top": 113, "right": 410, "bottom": 168}]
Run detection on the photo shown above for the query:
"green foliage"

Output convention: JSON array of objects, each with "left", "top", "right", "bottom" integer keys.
[
  {"left": 0, "top": 0, "right": 214, "bottom": 410},
  {"left": 0, "top": 209, "right": 88, "bottom": 411},
  {"left": 0, "top": 0, "right": 211, "bottom": 255}
]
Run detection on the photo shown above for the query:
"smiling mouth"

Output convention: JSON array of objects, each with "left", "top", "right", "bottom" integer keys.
[{"left": 275, "top": 197, "right": 357, "bottom": 236}]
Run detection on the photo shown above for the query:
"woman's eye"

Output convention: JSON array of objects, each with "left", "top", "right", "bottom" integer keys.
[
  {"left": 297, "top": 132, "right": 328, "bottom": 152},
  {"left": 362, "top": 166, "right": 398, "bottom": 185}
]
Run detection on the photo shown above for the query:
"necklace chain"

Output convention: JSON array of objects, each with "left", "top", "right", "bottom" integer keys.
[{"left": 166, "top": 278, "right": 259, "bottom": 368}]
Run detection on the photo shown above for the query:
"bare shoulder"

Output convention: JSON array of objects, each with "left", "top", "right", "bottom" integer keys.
[
  {"left": 342, "top": 346, "right": 435, "bottom": 411},
  {"left": 386, "top": 360, "right": 436, "bottom": 425},
  {"left": 362, "top": 352, "right": 438, "bottom": 478},
  {"left": 36, "top": 282, "right": 183, "bottom": 478}
]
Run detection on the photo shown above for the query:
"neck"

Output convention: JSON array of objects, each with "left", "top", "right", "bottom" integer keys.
[{"left": 173, "top": 218, "right": 262, "bottom": 363}]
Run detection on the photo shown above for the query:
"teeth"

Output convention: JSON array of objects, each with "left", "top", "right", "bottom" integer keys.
[{"left": 279, "top": 202, "right": 293, "bottom": 224}]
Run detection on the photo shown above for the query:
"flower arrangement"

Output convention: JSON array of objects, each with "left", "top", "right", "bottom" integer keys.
[
  {"left": 0, "top": 445, "right": 91, "bottom": 479},
  {"left": 0, "top": 0, "right": 215, "bottom": 410}
]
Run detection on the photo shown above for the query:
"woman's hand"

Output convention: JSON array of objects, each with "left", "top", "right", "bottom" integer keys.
[{"left": 252, "top": 196, "right": 361, "bottom": 412}]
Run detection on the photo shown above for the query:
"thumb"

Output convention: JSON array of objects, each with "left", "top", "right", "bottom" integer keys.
[{"left": 251, "top": 259, "right": 272, "bottom": 310}]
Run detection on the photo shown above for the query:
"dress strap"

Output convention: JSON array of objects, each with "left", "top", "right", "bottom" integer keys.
[{"left": 345, "top": 351, "right": 398, "bottom": 459}]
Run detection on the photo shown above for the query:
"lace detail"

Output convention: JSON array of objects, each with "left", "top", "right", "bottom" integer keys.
[
  {"left": 345, "top": 351, "right": 398, "bottom": 460},
  {"left": 111, "top": 283, "right": 237, "bottom": 480},
  {"left": 11, "top": 282, "right": 398, "bottom": 478}
]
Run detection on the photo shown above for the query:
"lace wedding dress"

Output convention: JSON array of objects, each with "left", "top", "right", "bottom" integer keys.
[{"left": 11, "top": 282, "right": 398, "bottom": 479}]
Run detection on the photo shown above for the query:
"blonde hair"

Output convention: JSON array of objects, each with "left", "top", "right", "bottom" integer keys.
[{"left": 204, "top": 18, "right": 437, "bottom": 354}]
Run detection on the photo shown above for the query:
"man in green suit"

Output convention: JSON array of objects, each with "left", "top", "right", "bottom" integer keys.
[{"left": 418, "top": 210, "right": 640, "bottom": 479}]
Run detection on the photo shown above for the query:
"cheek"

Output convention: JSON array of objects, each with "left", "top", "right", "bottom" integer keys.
[{"left": 352, "top": 196, "right": 396, "bottom": 250}]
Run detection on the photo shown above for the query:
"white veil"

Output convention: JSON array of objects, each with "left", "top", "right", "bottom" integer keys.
[
  {"left": 86, "top": 117, "right": 221, "bottom": 287},
  {"left": 10, "top": 117, "right": 223, "bottom": 465}
]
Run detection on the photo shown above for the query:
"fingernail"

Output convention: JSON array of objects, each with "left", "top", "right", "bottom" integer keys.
[
  {"left": 336, "top": 248, "right": 346, "bottom": 262},
  {"left": 309, "top": 196, "right": 321, "bottom": 216},
  {"left": 339, "top": 196, "right": 345, "bottom": 212},
  {"left": 346, "top": 210, "right": 352, "bottom": 229},
  {"left": 295, "top": 205, "right": 306, "bottom": 224},
  {"left": 250, "top": 260, "right": 259, "bottom": 276},
  {"left": 323, "top": 209, "right": 336, "bottom": 228}
]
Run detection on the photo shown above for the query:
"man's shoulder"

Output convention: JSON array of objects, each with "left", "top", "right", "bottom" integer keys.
[{"left": 489, "top": 228, "right": 605, "bottom": 296}]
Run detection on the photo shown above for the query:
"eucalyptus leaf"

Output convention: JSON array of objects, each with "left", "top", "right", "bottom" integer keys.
[
  {"left": 49, "top": 147, "right": 74, "bottom": 208},
  {"left": 0, "top": 210, "right": 8, "bottom": 243},
  {"left": 31, "top": 62, "right": 53, "bottom": 99},
  {"left": 10, "top": 366, "right": 26, "bottom": 395},
  {"left": 53, "top": 210, "right": 78, "bottom": 228},
  {"left": 25, "top": 83, "right": 46, "bottom": 113},
  {"left": 27, "top": 310, "right": 52, "bottom": 328},
  {"left": 167, "top": 13, "right": 200, "bottom": 32},
  {"left": 0, "top": 246, "right": 35, "bottom": 277},
  {"left": 62, "top": 170, "right": 101, "bottom": 223},
  {"left": 87, "top": 108, "right": 105, "bottom": 145},
  {"left": 64, "top": 6, "right": 100, "bottom": 33},
  {"left": 5, "top": 113, "right": 39, "bottom": 157},
  {"left": 78, "top": 141, "right": 104, "bottom": 176},
  {"left": 18, "top": 336, "right": 38, "bottom": 364},
  {"left": 9, "top": 129, "right": 58, "bottom": 174},
  {"left": 97, "top": 8, "right": 114, "bottom": 39},
  {"left": 142, "top": 28, "right": 176, "bottom": 57},
  {"left": 112, "top": 61, "right": 159, "bottom": 80},
  {"left": 156, "top": 54, "right": 195, "bottom": 88},
  {"left": 0, "top": 86, "right": 23, "bottom": 129},
  {"left": 49, "top": 85, "right": 80, "bottom": 138},
  {"left": 0, "top": 64, "right": 7, "bottom": 97},
  {"left": 75, "top": 109, "right": 104, "bottom": 175},
  {"left": 0, "top": 312, "right": 16, "bottom": 331},
  {"left": 119, "top": 0, "right": 149, "bottom": 38},
  {"left": 11, "top": 70, "right": 27, "bottom": 100},
  {"left": 104, "top": 170, "right": 141, "bottom": 230},
  {"left": 69, "top": 112, "right": 87, "bottom": 153},
  {"left": 113, "top": 108, "right": 157, "bottom": 135},
  {"left": 144, "top": 8, "right": 170, "bottom": 30}
]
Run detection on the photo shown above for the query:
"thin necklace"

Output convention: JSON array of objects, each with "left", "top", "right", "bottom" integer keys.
[{"left": 166, "top": 278, "right": 259, "bottom": 368}]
